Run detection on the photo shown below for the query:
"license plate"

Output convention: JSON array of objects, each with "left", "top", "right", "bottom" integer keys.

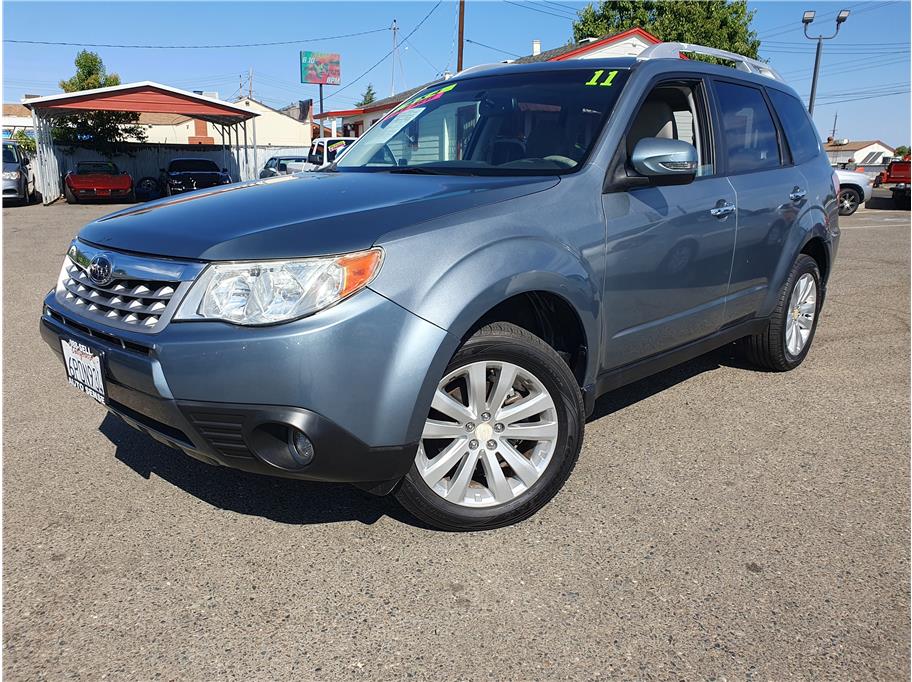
[
  {"left": 60, "top": 339, "right": 107, "bottom": 404},
  {"left": 96, "top": 189, "right": 111, "bottom": 196}
]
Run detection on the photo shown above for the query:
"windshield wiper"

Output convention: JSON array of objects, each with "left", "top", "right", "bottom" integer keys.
[{"left": 388, "top": 166, "right": 451, "bottom": 175}]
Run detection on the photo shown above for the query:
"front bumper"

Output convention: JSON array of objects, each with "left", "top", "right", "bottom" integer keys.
[
  {"left": 2, "top": 178, "right": 24, "bottom": 200},
  {"left": 41, "top": 286, "right": 457, "bottom": 489}
]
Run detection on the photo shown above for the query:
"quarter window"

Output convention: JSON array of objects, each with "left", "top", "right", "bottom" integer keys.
[
  {"left": 715, "top": 81, "right": 781, "bottom": 173},
  {"left": 768, "top": 89, "right": 822, "bottom": 165}
]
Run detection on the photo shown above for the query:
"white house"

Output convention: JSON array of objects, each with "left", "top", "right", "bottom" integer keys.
[{"left": 823, "top": 139, "right": 895, "bottom": 166}]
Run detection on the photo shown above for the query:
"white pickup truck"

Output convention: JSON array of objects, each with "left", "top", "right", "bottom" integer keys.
[{"left": 303, "top": 137, "right": 357, "bottom": 171}]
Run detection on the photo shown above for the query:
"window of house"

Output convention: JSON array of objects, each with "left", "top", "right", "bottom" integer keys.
[{"left": 715, "top": 81, "right": 781, "bottom": 173}]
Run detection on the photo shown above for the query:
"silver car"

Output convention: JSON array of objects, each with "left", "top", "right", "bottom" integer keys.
[{"left": 3, "top": 141, "right": 34, "bottom": 205}]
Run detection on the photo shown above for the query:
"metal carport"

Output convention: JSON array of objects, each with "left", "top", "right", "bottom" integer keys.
[{"left": 23, "top": 81, "right": 259, "bottom": 205}]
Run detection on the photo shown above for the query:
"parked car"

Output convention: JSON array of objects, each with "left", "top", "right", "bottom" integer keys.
[
  {"left": 873, "top": 157, "right": 911, "bottom": 209},
  {"left": 41, "top": 45, "right": 840, "bottom": 531},
  {"left": 160, "top": 158, "right": 231, "bottom": 196},
  {"left": 64, "top": 161, "right": 134, "bottom": 204},
  {"left": 2, "top": 141, "right": 35, "bottom": 205},
  {"left": 303, "top": 137, "right": 356, "bottom": 170},
  {"left": 834, "top": 168, "right": 873, "bottom": 216},
  {"left": 259, "top": 156, "right": 309, "bottom": 178}
]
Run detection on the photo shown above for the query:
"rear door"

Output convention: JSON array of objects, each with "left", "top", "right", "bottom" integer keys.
[
  {"left": 711, "top": 79, "right": 808, "bottom": 323},
  {"left": 600, "top": 76, "right": 738, "bottom": 369}
]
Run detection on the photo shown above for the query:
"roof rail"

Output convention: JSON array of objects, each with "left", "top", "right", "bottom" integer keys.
[{"left": 637, "top": 42, "right": 784, "bottom": 82}]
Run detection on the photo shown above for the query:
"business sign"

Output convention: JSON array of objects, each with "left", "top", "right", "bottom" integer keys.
[{"left": 300, "top": 51, "right": 341, "bottom": 86}]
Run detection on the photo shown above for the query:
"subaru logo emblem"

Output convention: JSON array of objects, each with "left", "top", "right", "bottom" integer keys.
[{"left": 88, "top": 254, "right": 114, "bottom": 286}]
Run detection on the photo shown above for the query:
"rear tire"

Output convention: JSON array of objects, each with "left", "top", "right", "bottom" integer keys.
[
  {"left": 745, "top": 254, "right": 821, "bottom": 371},
  {"left": 64, "top": 186, "right": 78, "bottom": 204},
  {"left": 838, "top": 187, "right": 861, "bottom": 216},
  {"left": 395, "top": 322, "right": 584, "bottom": 531}
]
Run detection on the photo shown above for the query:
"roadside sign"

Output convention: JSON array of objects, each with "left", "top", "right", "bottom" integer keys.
[{"left": 300, "top": 52, "right": 341, "bottom": 86}]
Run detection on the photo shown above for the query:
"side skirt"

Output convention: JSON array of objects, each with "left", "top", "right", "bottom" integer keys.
[{"left": 582, "top": 317, "right": 769, "bottom": 414}]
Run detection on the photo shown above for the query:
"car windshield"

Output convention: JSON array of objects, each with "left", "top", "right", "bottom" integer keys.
[
  {"left": 169, "top": 159, "right": 219, "bottom": 172},
  {"left": 336, "top": 68, "right": 630, "bottom": 175},
  {"left": 3, "top": 145, "right": 20, "bottom": 164},
  {"left": 77, "top": 162, "right": 117, "bottom": 174}
]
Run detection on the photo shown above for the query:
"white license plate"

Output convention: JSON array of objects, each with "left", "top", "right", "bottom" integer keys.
[{"left": 60, "top": 339, "right": 107, "bottom": 404}]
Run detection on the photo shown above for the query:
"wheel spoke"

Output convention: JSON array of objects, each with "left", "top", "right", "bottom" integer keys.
[
  {"left": 798, "top": 301, "right": 815, "bottom": 315},
  {"left": 796, "top": 314, "right": 812, "bottom": 330},
  {"left": 502, "top": 420, "right": 559, "bottom": 441},
  {"left": 431, "top": 389, "right": 473, "bottom": 422},
  {"left": 497, "top": 392, "right": 550, "bottom": 425},
  {"left": 480, "top": 450, "right": 512, "bottom": 503},
  {"left": 445, "top": 449, "right": 480, "bottom": 502},
  {"left": 465, "top": 363, "right": 488, "bottom": 417},
  {"left": 422, "top": 419, "right": 468, "bottom": 440},
  {"left": 421, "top": 439, "right": 469, "bottom": 487},
  {"left": 499, "top": 440, "right": 540, "bottom": 487},
  {"left": 487, "top": 363, "right": 517, "bottom": 415}
]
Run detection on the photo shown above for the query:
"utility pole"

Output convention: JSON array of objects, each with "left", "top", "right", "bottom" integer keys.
[
  {"left": 802, "top": 8, "right": 850, "bottom": 116},
  {"left": 830, "top": 111, "right": 838, "bottom": 140},
  {"left": 456, "top": 0, "right": 465, "bottom": 72},
  {"left": 391, "top": 19, "right": 399, "bottom": 97},
  {"left": 248, "top": 68, "right": 253, "bottom": 99}
]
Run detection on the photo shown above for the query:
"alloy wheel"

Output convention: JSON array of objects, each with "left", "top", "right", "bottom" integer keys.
[
  {"left": 416, "top": 360, "right": 558, "bottom": 508},
  {"left": 785, "top": 273, "right": 816, "bottom": 357}
]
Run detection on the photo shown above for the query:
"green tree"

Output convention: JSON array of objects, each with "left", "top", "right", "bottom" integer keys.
[
  {"left": 573, "top": 0, "right": 760, "bottom": 59},
  {"left": 53, "top": 50, "right": 146, "bottom": 154},
  {"left": 356, "top": 83, "right": 377, "bottom": 107},
  {"left": 12, "top": 129, "right": 35, "bottom": 155},
  {"left": 894, "top": 145, "right": 910, "bottom": 158}
]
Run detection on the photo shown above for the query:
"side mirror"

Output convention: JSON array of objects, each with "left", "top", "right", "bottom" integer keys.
[
  {"left": 308, "top": 153, "right": 320, "bottom": 165},
  {"left": 630, "top": 138, "right": 698, "bottom": 185},
  {"left": 21, "top": 157, "right": 29, "bottom": 167}
]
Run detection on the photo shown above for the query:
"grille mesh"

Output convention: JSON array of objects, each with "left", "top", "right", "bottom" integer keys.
[{"left": 61, "top": 261, "right": 178, "bottom": 330}]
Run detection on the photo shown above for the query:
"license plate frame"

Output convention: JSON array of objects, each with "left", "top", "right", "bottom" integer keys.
[{"left": 60, "top": 338, "right": 108, "bottom": 404}]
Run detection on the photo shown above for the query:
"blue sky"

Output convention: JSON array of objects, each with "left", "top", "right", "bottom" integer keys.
[{"left": 3, "top": 0, "right": 910, "bottom": 145}]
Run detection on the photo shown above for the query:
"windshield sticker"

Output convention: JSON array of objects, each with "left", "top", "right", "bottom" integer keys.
[
  {"left": 328, "top": 141, "right": 348, "bottom": 151},
  {"left": 381, "top": 108, "right": 424, "bottom": 136},
  {"left": 585, "top": 70, "right": 618, "bottom": 87},
  {"left": 384, "top": 83, "right": 458, "bottom": 122}
]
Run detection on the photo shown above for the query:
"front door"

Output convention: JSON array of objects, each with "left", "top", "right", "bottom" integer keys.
[{"left": 600, "top": 78, "right": 737, "bottom": 370}]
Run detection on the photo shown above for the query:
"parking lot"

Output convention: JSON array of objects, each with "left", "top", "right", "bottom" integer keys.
[{"left": 3, "top": 201, "right": 909, "bottom": 679}]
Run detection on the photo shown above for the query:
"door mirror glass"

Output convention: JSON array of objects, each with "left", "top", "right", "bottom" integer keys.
[{"left": 630, "top": 138, "right": 697, "bottom": 185}]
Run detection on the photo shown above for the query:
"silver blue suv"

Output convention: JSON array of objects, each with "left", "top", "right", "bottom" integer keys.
[{"left": 41, "top": 44, "right": 840, "bottom": 530}]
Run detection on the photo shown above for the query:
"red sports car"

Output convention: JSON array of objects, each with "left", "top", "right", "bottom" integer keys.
[{"left": 64, "top": 161, "right": 134, "bottom": 203}]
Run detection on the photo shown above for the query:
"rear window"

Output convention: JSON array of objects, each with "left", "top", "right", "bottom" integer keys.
[
  {"left": 168, "top": 159, "right": 219, "bottom": 172},
  {"left": 77, "top": 162, "right": 117, "bottom": 175},
  {"left": 768, "top": 89, "right": 822, "bottom": 165},
  {"left": 715, "top": 81, "right": 781, "bottom": 174}
]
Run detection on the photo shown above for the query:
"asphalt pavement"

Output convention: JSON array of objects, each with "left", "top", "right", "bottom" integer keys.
[{"left": 3, "top": 200, "right": 909, "bottom": 680}]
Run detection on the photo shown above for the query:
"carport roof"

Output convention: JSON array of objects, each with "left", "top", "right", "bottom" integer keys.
[{"left": 22, "top": 81, "right": 258, "bottom": 125}]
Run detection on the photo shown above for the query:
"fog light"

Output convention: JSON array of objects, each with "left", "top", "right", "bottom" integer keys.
[{"left": 288, "top": 429, "right": 315, "bottom": 467}]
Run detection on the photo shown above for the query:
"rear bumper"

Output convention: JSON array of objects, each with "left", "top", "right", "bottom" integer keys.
[{"left": 39, "top": 286, "right": 457, "bottom": 489}]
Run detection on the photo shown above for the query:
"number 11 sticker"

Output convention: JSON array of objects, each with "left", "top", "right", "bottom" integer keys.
[{"left": 585, "top": 70, "right": 618, "bottom": 87}]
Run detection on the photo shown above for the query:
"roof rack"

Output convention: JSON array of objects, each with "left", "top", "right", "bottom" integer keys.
[{"left": 637, "top": 42, "right": 784, "bottom": 82}]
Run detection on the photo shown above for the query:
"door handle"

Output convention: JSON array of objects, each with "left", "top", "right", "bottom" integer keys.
[
  {"left": 710, "top": 201, "right": 736, "bottom": 218},
  {"left": 789, "top": 186, "right": 807, "bottom": 201}
]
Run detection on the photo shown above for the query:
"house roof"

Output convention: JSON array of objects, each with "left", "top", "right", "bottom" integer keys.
[
  {"left": 23, "top": 81, "right": 258, "bottom": 124},
  {"left": 823, "top": 139, "right": 894, "bottom": 153},
  {"left": 512, "top": 27, "right": 660, "bottom": 64},
  {"left": 3, "top": 103, "right": 31, "bottom": 118},
  {"left": 316, "top": 27, "right": 661, "bottom": 121}
]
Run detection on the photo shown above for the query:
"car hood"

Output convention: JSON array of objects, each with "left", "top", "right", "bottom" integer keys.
[
  {"left": 79, "top": 171, "right": 559, "bottom": 261},
  {"left": 3, "top": 162, "right": 20, "bottom": 173}
]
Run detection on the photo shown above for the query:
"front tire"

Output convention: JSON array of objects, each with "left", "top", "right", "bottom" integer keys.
[
  {"left": 64, "top": 186, "right": 78, "bottom": 204},
  {"left": 395, "top": 322, "right": 584, "bottom": 531},
  {"left": 745, "top": 254, "right": 821, "bottom": 371},
  {"left": 838, "top": 187, "right": 861, "bottom": 216}
]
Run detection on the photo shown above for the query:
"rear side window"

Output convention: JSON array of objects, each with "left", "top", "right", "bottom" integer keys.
[
  {"left": 715, "top": 81, "right": 781, "bottom": 174},
  {"left": 768, "top": 89, "right": 822, "bottom": 164}
]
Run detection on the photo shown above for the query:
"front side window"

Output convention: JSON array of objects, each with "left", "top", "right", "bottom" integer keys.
[
  {"left": 337, "top": 68, "right": 630, "bottom": 175},
  {"left": 768, "top": 88, "right": 822, "bottom": 165},
  {"left": 169, "top": 159, "right": 219, "bottom": 172},
  {"left": 715, "top": 81, "right": 781, "bottom": 174}
]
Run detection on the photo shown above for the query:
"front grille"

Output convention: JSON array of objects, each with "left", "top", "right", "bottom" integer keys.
[
  {"left": 184, "top": 410, "right": 253, "bottom": 459},
  {"left": 61, "top": 260, "right": 179, "bottom": 330}
]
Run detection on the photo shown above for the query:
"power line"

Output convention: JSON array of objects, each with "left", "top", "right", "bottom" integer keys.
[
  {"left": 503, "top": 1, "right": 575, "bottom": 20},
  {"left": 405, "top": 38, "right": 443, "bottom": 76},
  {"left": 322, "top": 1, "right": 442, "bottom": 104},
  {"left": 4, "top": 27, "right": 388, "bottom": 49},
  {"left": 465, "top": 38, "right": 521, "bottom": 58},
  {"left": 813, "top": 88, "right": 910, "bottom": 107}
]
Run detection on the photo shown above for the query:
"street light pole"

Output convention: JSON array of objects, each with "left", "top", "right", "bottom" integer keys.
[{"left": 803, "top": 8, "right": 850, "bottom": 116}]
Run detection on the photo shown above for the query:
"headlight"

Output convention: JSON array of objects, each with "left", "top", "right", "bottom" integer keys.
[
  {"left": 2, "top": 171, "right": 20, "bottom": 181},
  {"left": 174, "top": 248, "right": 383, "bottom": 325}
]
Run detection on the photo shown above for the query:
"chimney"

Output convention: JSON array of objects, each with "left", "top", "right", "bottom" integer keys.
[{"left": 532, "top": 39, "right": 541, "bottom": 56}]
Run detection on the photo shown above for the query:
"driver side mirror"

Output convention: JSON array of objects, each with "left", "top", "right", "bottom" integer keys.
[
  {"left": 277, "top": 163, "right": 288, "bottom": 173},
  {"left": 308, "top": 153, "right": 320, "bottom": 165},
  {"left": 630, "top": 138, "right": 698, "bottom": 186},
  {"left": 21, "top": 156, "right": 29, "bottom": 167}
]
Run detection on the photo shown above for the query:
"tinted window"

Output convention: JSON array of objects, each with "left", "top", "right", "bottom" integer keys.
[
  {"left": 715, "top": 81, "right": 780, "bottom": 173},
  {"left": 3, "top": 145, "right": 19, "bottom": 164},
  {"left": 337, "top": 69, "right": 631, "bottom": 175},
  {"left": 168, "top": 159, "right": 219, "bottom": 172},
  {"left": 768, "top": 89, "right": 821, "bottom": 165}
]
